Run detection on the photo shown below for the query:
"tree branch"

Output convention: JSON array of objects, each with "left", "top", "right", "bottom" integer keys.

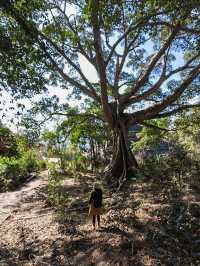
[
  {"left": 151, "top": 102, "right": 200, "bottom": 119},
  {"left": 53, "top": 4, "right": 98, "bottom": 70},
  {"left": 90, "top": 0, "right": 113, "bottom": 126},
  {"left": 44, "top": 49, "right": 100, "bottom": 102},
  {"left": 39, "top": 32, "right": 99, "bottom": 99},
  {"left": 2, "top": 2, "right": 100, "bottom": 103},
  {"left": 127, "top": 63, "right": 200, "bottom": 124},
  {"left": 50, "top": 111, "right": 105, "bottom": 121},
  {"left": 156, "top": 20, "right": 200, "bottom": 35},
  {"left": 105, "top": 12, "right": 165, "bottom": 66},
  {"left": 123, "top": 50, "right": 169, "bottom": 107},
  {"left": 114, "top": 31, "right": 141, "bottom": 90},
  {"left": 124, "top": 51, "right": 200, "bottom": 108},
  {"left": 165, "top": 52, "right": 200, "bottom": 80},
  {"left": 121, "top": 26, "right": 180, "bottom": 105}
]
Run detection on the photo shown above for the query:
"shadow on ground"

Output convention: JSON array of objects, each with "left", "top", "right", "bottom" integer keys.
[{"left": 1, "top": 172, "right": 200, "bottom": 265}]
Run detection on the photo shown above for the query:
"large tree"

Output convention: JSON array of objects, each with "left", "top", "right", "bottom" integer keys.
[{"left": 0, "top": 0, "right": 200, "bottom": 184}]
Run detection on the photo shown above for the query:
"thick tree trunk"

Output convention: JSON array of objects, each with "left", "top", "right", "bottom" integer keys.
[{"left": 105, "top": 121, "right": 138, "bottom": 187}]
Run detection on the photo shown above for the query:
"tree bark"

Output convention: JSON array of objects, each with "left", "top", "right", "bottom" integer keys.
[{"left": 105, "top": 120, "right": 138, "bottom": 187}]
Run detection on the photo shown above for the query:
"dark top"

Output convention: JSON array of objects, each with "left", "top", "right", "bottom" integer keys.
[{"left": 89, "top": 188, "right": 102, "bottom": 208}]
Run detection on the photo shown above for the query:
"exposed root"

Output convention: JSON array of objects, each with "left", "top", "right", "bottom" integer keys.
[{"left": 104, "top": 123, "right": 139, "bottom": 191}]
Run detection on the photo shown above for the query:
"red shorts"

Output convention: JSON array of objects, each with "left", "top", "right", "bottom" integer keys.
[{"left": 88, "top": 204, "right": 101, "bottom": 216}]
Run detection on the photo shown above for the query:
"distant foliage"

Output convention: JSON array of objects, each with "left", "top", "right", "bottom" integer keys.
[
  {"left": 0, "top": 157, "right": 22, "bottom": 191},
  {"left": 41, "top": 103, "right": 111, "bottom": 172},
  {"left": 62, "top": 145, "right": 88, "bottom": 173},
  {"left": 0, "top": 127, "right": 18, "bottom": 157},
  {"left": 0, "top": 128, "right": 44, "bottom": 191},
  {"left": 132, "top": 118, "right": 169, "bottom": 152},
  {"left": 174, "top": 108, "right": 200, "bottom": 157},
  {"left": 0, "top": 151, "right": 39, "bottom": 191},
  {"left": 20, "top": 150, "right": 40, "bottom": 173},
  {"left": 47, "top": 163, "right": 68, "bottom": 207},
  {"left": 142, "top": 145, "right": 200, "bottom": 199}
]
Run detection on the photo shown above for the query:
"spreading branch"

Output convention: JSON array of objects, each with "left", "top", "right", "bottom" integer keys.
[
  {"left": 156, "top": 20, "right": 200, "bottom": 35},
  {"left": 2, "top": 2, "right": 101, "bottom": 103},
  {"left": 50, "top": 111, "right": 105, "bottom": 121},
  {"left": 44, "top": 49, "right": 100, "bottom": 101},
  {"left": 105, "top": 11, "right": 165, "bottom": 66},
  {"left": 151, "top": 102, "right": 200, "bottom": 119},
  {"left": 121, "top": 26, "right": 180, "bottom": 106},
  {"left": 114, "top": 31, "right": 141, "bottom": 90},
  {"left": 123, "top": 50, "right": 169, "bottom": 107},
  {"left": 90, "top": 0, "right": 113, "bottom": 126},
  {"left": 124, "top": 51, "right": 200, "bottom": 108},
  {"left": 52, "top": 4, "right": 98, "bottom": 70},
  {"left": 165, "top": 52, "right": 200, "bottom": 80},
  {"left": 127, "top": 63, "right": 200, "bottom": 124},
  {"left": 39, "top": 32, "right": 99, "bottom": 100}
]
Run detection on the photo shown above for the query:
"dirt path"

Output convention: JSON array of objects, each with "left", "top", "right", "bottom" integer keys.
[
  {"left": 0, "top": 171, "right": 95, "bottom": 265},
  {"left": 0, "top": 171, "right": 78, "bottom": 220},
  {"left": 0, "top": 171, "right": 49, "bottom": 222}
]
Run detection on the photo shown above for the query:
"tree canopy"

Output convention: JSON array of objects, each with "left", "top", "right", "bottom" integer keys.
[{"left": 0, "top": 0, "right": 200, "bottom": 181}]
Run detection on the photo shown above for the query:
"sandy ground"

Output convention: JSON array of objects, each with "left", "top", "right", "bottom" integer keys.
[{"left": 0, "top": 172, "right": 200, "bottom": 266}]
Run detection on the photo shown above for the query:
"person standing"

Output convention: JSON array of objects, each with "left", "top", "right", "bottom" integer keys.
[{"left": 88, "top": 183, "right": 103, "bottom": 230}]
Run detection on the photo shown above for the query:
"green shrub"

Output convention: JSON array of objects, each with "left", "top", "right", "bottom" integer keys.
[
  {"left": 0, "top": 151, "right": 42, "bottom": 191},
  {"left": 0, "top": 127, "right": 18, "bottom": 157},
  {"left": 38, "top": 160, "right": 47, "bottom": 170},
  {"left": 141, "top": 152, "right": 197, "bottom": 200},
  {"left": 47, "top": 163, "right": 68, "bottom": 207},
  {"left": 0, "top": 157, "right": 24, "bottom": 191},
  {"left": 59, "top": 145, "right": 88, "bottom": 174},
  {"left": 20, "top": 150, "right": 40, "bottom": 173}
]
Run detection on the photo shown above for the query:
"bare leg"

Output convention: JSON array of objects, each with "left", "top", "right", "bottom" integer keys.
[
  {"left": 97, "top": 215, "right": 100, "bottom": 228},
  {"left": 92, "top": 215, "right": 96, "bottom": 230}
]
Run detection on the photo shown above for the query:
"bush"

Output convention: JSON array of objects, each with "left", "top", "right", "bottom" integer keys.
[
  {"left": 0, "top": 151, "right": 41, "bottom": 191},
  {"left": 20, "top": 150, "right": 40, "bottom": 173},
  {"left": 0, "top": 157, "right": 24, "bottom": 191},
  {"left": 47, "top": 163, "right": 68, "bottom": 207},
  {"left": 38, "top": 160, "right": 47, "bottom": 170},
  {"left": 141, "top": 151, "right": 199, "bottom": 200},
  {"left": 59, "top": 145, "right": 88, "bottom": 173},
  {"left": 0, "top": 127, "right": 18, "bottom": 157}
]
